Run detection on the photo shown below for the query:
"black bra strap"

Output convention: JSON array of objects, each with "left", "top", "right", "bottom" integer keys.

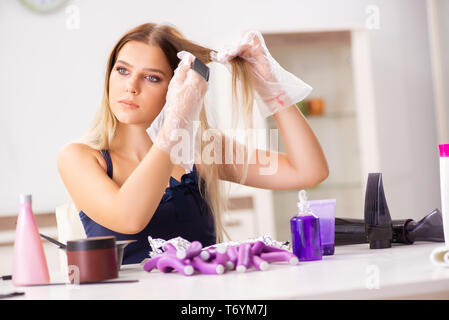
[{"left": 100, "top": 149, "right": 113, "bottom": 179}]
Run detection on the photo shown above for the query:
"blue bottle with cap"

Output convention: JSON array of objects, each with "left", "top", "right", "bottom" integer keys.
[{"left": 290, "top": 190, "right": 322, "bottom": 261}]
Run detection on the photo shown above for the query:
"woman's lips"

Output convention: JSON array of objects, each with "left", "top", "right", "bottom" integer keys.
[{"left": 118, "top": 100, "right": 139, "bottom": 109}]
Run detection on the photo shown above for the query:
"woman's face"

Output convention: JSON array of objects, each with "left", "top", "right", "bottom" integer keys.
[{"left": 109, "top": 41, "right": 173, "bottom": 127}]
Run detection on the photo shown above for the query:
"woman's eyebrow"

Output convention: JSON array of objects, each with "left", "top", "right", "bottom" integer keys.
[{"left": 116, "top": 59, "right": 167, "bottom": 76}]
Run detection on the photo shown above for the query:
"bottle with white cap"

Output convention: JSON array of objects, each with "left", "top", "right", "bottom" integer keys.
[
  {"left": 290, "top": 190, "right": 322, "bottom": 261},
  {"left": 12, "top": 194, "right": 50, "bottom": 286},
  {"left": 439, "top": 144, "right": 449, "bottom": 247}
]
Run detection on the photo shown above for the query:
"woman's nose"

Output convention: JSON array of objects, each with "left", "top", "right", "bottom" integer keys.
[{"left": 125, "top": 76, "right": 139, "bottom": 95}]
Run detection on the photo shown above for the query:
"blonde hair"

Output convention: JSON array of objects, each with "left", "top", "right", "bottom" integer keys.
[{"left": 79, "top": 23, "right": 255, "bottom": 243}]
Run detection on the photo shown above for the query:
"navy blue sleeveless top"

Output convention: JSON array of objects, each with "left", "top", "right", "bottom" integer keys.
[{"left": 79, "top": 150, "right": 216, "bottom": 264}]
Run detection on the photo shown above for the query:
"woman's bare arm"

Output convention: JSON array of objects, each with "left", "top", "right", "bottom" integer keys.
[
  {"left": 57, "top": 143, "right": 173, "bottom": 234},
  {"left": 212, "top": 104, "right": 329, "bottom": 190}
]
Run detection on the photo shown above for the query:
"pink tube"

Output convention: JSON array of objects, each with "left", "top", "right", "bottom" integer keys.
[
  {"left": 191, "top": 256, "right": 225, "bottom": 275},
  {"left": 156, "top": 256, "right": 194, "bottom": 276},
  {"left": 143, "top": 255, "right": 164, "bottom": 272},
  {"left": 236, "top": 243, "right": 252, "bottom": 272},
  {"left": 260, "top": 251, "right": 299, "bottom": 265},
  {"left": 252, "top": 254, "right": 269, "bottom": 271}
]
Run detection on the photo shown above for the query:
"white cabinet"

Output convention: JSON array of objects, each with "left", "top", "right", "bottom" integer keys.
[
  {"left": 222, "top": 209, "right": 257, "bottom": 242},
  {"left": 221, "top": 183, "right": 275, "bottom": 242},
  {"left": 263, "top": 30, "right": 378, "bottom": 242},
  {"left": 212, "top": 29, "right": 377, "bottom": 243}
]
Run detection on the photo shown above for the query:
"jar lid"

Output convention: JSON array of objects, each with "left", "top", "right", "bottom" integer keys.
[{"left": 67, "top": 236, "right": 116, "bottom": 252}]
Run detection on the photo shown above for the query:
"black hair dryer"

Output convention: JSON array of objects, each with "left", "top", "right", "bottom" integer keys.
[{"left": 335, "top": 173, "right": 445, "bottom": 248}]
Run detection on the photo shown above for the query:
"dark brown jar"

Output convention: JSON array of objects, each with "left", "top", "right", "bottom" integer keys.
[{"left": 66, "top": 236, "right": 118, "bottom": 283}]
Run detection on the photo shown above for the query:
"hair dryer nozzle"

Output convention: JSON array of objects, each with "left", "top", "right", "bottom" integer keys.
[
  {"left": 364, "top": 173, "right": 392, "bottom": 249},
  {"left": 404, "top": 208, "right": 444, "bottom": 243}
]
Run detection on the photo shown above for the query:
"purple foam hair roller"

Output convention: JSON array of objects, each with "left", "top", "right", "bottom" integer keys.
[
  {"left": 260, "top": 251, "right": 299, "bottom": 265},
  {"left": 143, "top": 254, "right": 164, "bottom": 272},
  {"left": 227, "top": 246, "right": 239, "bottom": 265},
  {"left": 251, "top": 241, "right": 264, "bottom": 256},
  {"left": 236, "top": 243, "right": 252, "bottom": 273},
  {"left": 177, "top": 240, "right": 202, "bottom": 260},
  {"left": 215, "top": 245, "right": 233, "bottom": 270},
  {"left": 191, "top": 256, "right": 225, "bottom": 275},
  {"left": 200, "top": 249, "right": 212, "bottom": 261},
  {"left": 201, "top": 247, "right": 217, "bottom": 261},
  {"left": 156, "top": 256, "right": 194, "bottom": 276},
  {"left": 225, "top": 246, "right": 238, "bottom": 270},
  {"left": 261, "top": 243, "right": 288, "bottom": 254},
  {"left": 163, "top": 243, "right": 178, "bottom": 255},
  {"left": 252, "top": 254, "right": 269, "bottom": 271}
]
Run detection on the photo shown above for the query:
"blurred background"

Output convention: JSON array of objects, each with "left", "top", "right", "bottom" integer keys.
[{"left": 0, "top": 0, "right": 448, "bottom": 274}]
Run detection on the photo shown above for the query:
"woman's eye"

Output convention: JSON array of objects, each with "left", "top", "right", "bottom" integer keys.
[
  {"left": 116, "top": 67, "right": 128, "bottom": 75},
  {"left": 115, "top": 66, "right": 160, "bottom": 83},
  {"left": 145, "top": 75, "right": 161, "bottom": 83}
]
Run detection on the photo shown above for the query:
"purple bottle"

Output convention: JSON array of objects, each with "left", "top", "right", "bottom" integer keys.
[{"left": 290, "top": 190, "right": 322, "bottom": 261}]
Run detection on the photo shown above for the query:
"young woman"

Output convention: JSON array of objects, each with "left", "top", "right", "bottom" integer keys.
[{"left": 57, "top": 23, "right": 329, "bottom": 264}]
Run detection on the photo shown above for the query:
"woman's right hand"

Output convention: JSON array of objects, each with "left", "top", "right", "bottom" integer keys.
[{"left": 147, "top": 51, "right": 208, "bottom": 171}]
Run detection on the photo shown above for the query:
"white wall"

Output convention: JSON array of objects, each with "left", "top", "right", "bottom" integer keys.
[
  {"left": 434, "top": 0, "right": 449, "bottom": 142},
  {"left": 0, "top": 0, "right": 441, "bottom": 221},
  {"left": 368, "top": 0, "right": 440, "bottom": 220}
]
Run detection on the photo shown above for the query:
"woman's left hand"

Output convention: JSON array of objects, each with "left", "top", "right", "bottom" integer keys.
[
  {"left": 211, "top": 30, "right": 313, "bottom": 118},
  {"left": 211, "top": 30, "right": 273, "bottom": 83}
]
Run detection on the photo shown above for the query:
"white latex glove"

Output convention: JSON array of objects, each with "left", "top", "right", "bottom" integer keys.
[
  {"left": 210, "top": 30, "right": 312, "bottom": 118},
  {"left": 147, "top": 51, "right": 208, "bottom": 172}
]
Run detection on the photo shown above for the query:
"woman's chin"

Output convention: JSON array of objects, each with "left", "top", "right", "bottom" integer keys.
[{"left": 115, "top": 114, "right": 143, "bottom": 125}]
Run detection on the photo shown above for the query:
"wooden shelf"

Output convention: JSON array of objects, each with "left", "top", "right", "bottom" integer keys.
[{"left": 305, "top": 112, "right": 357, "bottom": 119}]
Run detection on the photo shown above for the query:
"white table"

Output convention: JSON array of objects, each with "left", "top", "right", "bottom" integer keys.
[{"left": 4, "top": 242, "right": 449, "bottom": 300}]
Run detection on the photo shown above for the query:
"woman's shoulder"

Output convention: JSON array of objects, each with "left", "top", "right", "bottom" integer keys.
[{"left": 57, "top": 142, "right": 108, "bottom": 174}]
